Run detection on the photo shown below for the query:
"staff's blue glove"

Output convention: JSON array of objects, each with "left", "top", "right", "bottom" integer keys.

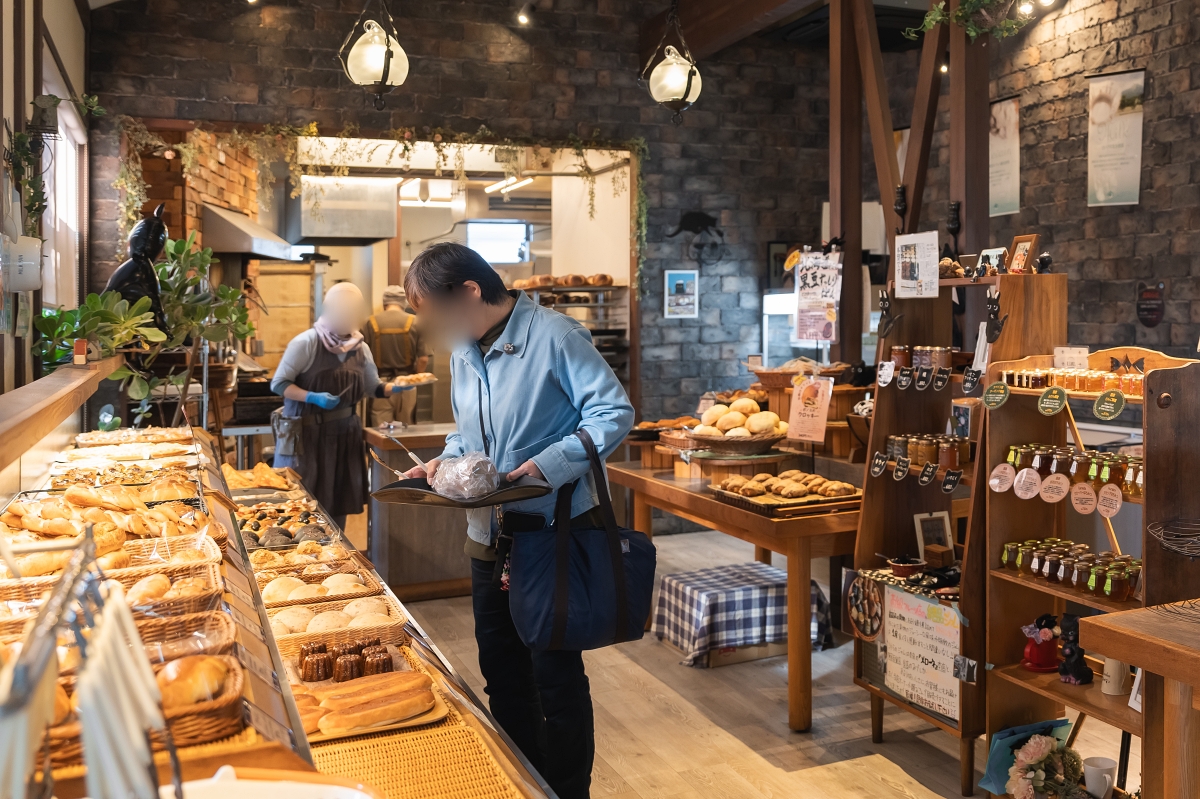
[
  {"left": 305, "top": 391, "right": 340, "bottom": 410},
  {"left": 389, "top": 383, "right": 415, "bottom": 395}
]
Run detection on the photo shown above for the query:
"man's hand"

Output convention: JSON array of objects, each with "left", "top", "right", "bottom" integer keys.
[
  {"left": 404, "top": 458, "right": 440, "bottom": 481},
  {"left": 507, "top": 459, "right": 545, "bottom": 483}
]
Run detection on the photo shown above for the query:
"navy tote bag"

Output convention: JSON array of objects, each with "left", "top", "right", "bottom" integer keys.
[{"left": 507, "top": 429, "right": 656, "bottom": 651}]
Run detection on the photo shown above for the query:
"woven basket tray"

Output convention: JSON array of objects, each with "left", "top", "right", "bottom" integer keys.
[
  {"left": 107, "top": 535, "right": 223, "bottom": 583},
  {"left": 138, "top": 610, "right": 237, "bottom": 664},
  {"left": 658, "top": 429, "right": 700, "bottom": 451},
  {"left": 269, "top": 593, "right": 410, "bottom": 660},
  {"left": 685, "top": 431, "right": 786, "bottom": 456},
  {"left": 252, "top": 558, "right": 358, "bottom": 582},
  {"left": 153, "top": 654, "right": 246, "bottom": 748},
  {"left": 259, "top": 568, "right": 383, "bottom": 609}
]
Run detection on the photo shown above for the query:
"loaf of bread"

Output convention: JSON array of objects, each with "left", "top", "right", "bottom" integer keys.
[
  {"left": 586, "top": 273, "right": 613, "bottom": 286},
  {"left": 291, "top": 692, "right": 320, "bottom": 708},
  {"left": 715, "top": 411, "right": 747, "bottom": 432},
  {"left": 307, "top": 611, "right": 353, "bottom": 633},
  {"left": 317, "top": 689, "right": 436, "bottom": 734},
  {"left": 318, "top": 672, "right": 433, "bottom": 710},
  {"left": 288, "top": 584, "right": 328, "bottom": 601},
  {"left": 700, "top": 405, "right": 729, "bottom": 427},
  {"left": 724, "top": 427, "right": 751, "bottom": 438},
  {"left": 139, "top": 477, "right": 196, "bottom": 503},
  {"left": 299, "top": 705, "right": 327, "bottom": 734},
  {"left": 96, "top": 549, "right": 131, "bottom": 570},
  {"left": 162, "top": 577, "right": 207, "bottom": 600},
  {"left": 157, "top": 655, "right": 229, "bottom": 709},
  {"left": 262, "top": 576, "right": 306, "bottom": 603},
  {"left": 348, "top": 613, "right": 393, "bottom": 629},
  {"left": 745, "top": 411, "right": 781, "bottom": 434},
  {"left": 126, "top": 574, "right": 171, "bottom": 605},
  {"left": 728, "top": 398, "right": 760, "bottom": 416},
  {"left": 274, "top": 606, "right": 316, "bottom": 634}
]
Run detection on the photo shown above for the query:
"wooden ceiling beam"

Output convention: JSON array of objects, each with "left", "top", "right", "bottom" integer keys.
[
  {"left": 901, "top": 22, "right": 949, "bottom": 235},
  {"left": 638, "top": 0, "right": 815, "bottom": 69},
  {"left": 851, "top": 0, "right": 901, "bottom": 229}
]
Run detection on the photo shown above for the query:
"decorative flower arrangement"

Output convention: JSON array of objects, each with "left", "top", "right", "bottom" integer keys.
[{"left": 1005, "top": 735, "right": 1087, "bottom": 799}]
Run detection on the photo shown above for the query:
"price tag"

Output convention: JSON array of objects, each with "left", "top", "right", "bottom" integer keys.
[
  {"left": 918, "top": 461, "right": 939, "bottom": 486},
  {"left": 1071, "top": 482, "right": 1098, "bottom": 514},
  {"left": 961, "top": 369, "right": 982, "bottom": 394},
  {"left": 230, "top": 607, "right": 265, "bottom": 641},
  {"left": 1093, "top": 389, "right": 1126, "bottom": 421},
  {"left": 941, "top": 469, "right": 964, "bottom": 493},
  {"left": 1013, "top": 468, "right": 1043, "bottom": 500},
  {"left": 896, "top": 367, "right": 914, "bottom": 390},
  {"left": 932, "top": 367, "right": 952, "bottom": 391},
  {"left": 1039, "top": 473, "right": 1070, "bottom": 503},
  {"left": 244, "top": 701, "right": 294, "bottom": 747},
  {"left": 870, "top": 451, "right": 889, "bottom": 477},
  {"left": 989, "top": 463, "right": 1016, "bottom": 492},
  {"left": 227, "top": 581, "right": 252, "bottom": 606},
  {"left": 224, "top": 542, "right": 246, "bottom": 569},
  {"left": 914, "top": 367, "right": 934, "bottom": 391},
  {"left": 236, "top": 642, "right": 278, "bottom": 687},
  {"left": 982, "top": 382, "right": 1011, "bottom": 409},
  {"left": 1038, "top": 387, "right": 1068, "bottom": 416},
  {"left": 1097, "top": 483, "right": 1124, "bottom": 517},
  {"left": 877, "top": 361, "right": 895, "bottom": 387},
  {"left": 1054, "top": 346, "right": 1090, "bottom": 369},
  {"left": 893, "top": 456, "right": 911, "bottom": 481}
]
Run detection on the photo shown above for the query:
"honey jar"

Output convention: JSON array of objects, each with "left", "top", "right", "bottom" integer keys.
[
  {"left": 1086, "top": 371, "right": 1105, "bottom": 392},
  {"left": 1105, "top": 568, "right": 1131, "bottom": 602},
  {"left": 1103, "top": 372, "right": 1122, "bottom": 390},
  {"left": 1089, "top": 565, "right": 1109, "bottom": 596},
  {"left": 1030, "top": 549, "right": 1047, "bottom": 577},
  {"left": 1057, "top": 556, "right": 1076, "bottom": 584},
  {"left": 1032, "top": 448, "right": 1054, "bottom": 478},
  {"left": 1070, "top": 560, "right": 1092, "bottom": 592},
  {"left": 1043, "top": 554, "right": 1062, "bottom": 582},
  {"left": 890, "top": 345, "right": 911, "bottom": 368},
  {"left": 939, "top": 441, "right": 959, "bottom": 470},
  {"left": 1017, "top": 546, "right": 1035, "bottom": 575},
  {"left": 1002, "top": 542, "right": 1020, "bottom": 571},
  {"left": 957, "top": 437, "right": 971, "bottom": 465},
  {"left": 1069, "top": 454, "right": 1092, "bottom": 484}
]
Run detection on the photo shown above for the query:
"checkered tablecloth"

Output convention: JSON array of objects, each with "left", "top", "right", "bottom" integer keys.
[{"left": 651, "top": 562, "right": 832, "bottom": 667}]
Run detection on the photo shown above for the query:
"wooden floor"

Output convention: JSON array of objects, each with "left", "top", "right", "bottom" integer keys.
[{"left": 376, "top": 525, "right": 1142, "bottom": 798}]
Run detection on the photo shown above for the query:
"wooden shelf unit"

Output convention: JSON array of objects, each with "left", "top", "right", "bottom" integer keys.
[
  {"left": 852, "top": 274, "right": 1068, "bottom": 796},
  {"left": 983, "top": 346, "right": 1200, "bottom": 799}
]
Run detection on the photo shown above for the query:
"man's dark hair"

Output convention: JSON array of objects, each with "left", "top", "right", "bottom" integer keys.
[{"left": 405, "top": 242, "right": 508, "bottom": 305}]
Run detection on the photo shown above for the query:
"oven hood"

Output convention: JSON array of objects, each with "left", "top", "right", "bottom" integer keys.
[
  {"left": 284, "top": 176, "right": 400, "bottom": 246},
  {"left": 202, "top": 204, "right": 294, "bottom": 260}
]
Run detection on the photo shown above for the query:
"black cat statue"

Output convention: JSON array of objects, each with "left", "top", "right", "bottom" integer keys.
[
  {"left": 1058, "top": 614, "right": 1094, "bottom": 685},
  {"left": 103, "top": 203, "right": 169, "bottom": 331}
]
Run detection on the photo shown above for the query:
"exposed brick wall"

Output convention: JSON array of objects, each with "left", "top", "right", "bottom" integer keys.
[{"left": 86, "top": 0, "right": 830, "bottom": 420}]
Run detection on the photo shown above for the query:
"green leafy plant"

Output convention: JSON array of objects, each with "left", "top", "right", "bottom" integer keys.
[
  {"left": 34, "top": 292, "right": 165, "bottom": 364},
  {"left": 905, "top": 0, "right": 1026, "bottom": 41}
]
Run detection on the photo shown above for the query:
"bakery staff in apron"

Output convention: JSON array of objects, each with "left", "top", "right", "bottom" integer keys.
[
  {"left": 270, "top": 282, "right": 413, "bottom": 528},
  {"left": 361, "top": 284, "right": 429, "bottom": 427}
]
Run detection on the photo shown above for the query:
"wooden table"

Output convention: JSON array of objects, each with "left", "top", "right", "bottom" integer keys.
[
  {"left": 607, "top": 461, "right": 860, "bottom": 732},
  {"left": 1080, "top": 605, "right": 1200, "bottom": 799}
]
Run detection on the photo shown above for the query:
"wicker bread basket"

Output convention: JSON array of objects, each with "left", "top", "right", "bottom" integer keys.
[
  {"left": 269, "top": 593, "right": 409, "bottom": 660},
  {"left": 153, "top": 654, "right": 246, "bottom": 747},
  {"left": 251, "top": 558, "right": 358, "bottom": 582},
  {"left": 259, "top": 568, "right": 383, "bottom": 609},
  {"left": 138, "top": 610, "right": 237, "bottom": 663},
  {"left": 685, "top": 431, "right": 787, "bottom": 456}
]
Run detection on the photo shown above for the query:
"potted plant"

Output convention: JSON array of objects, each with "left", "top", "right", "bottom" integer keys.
[{"left": 906, "top": 0, "right": 1028, "bottom": 41}]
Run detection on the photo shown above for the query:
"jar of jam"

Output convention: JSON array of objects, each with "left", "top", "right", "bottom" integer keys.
[
  {"left": 939, "top": 441, "right": 959, "bottom": 470},
  {"left": 1057, "top": 556, "right": 1076, "bottom": 584},
  {"left": 1071, "top": 560, "right": 1093, "bottom": 592},
  {"left": 1002, "top": 542, "right": 1020, "bottom": 571},
  {"left": 958, "top": 437, "right": 971, "bottom": 465},
  {"left": 1105, "top": 568, "right": 1131, "bottom": 602},
  {"left": 1030, "top": 371, "right": 1048, "bottom": 389},
  {"left": 1104, "top": 372, "right": 1122, "bottom": 390},
  {"left": 1043, "top": 553, "right": 1062, "bottom": 582},
  {"left": 1030, "top": 549, "right": 1047, "bottom": 577},
  {"left": 1017, "top": 546, "right": 1034, "bottom": 575},
  {"left": 890, "top": 345, "right": 911, "bottom": 368},
  {"left": 934, "top": 347, "right": 953, "bottom": 368},
  {"left": 1016, "top": 447, "right": 1035, "bottom": 470},
  {"left": 1089, "top": 565, "right": 1109, "bottom": 596},
  {"left": 1086, "top": 371, "right": 1105, "bottom": 392},
  {"left": 1032, "top": 448, "right": 1054, "bottom": 478},
  {"left": 1128, "top": 565, "right": 1142, "bottom": 595},
  {"left": 1070, "top": 454, "right": 1092, "bottom": 484},
  {"left": 1004, "top": 370, "right": 1016, "bottom": 386}
]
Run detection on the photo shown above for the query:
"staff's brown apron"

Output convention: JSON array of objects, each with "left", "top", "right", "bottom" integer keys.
[{"left": 273, "top": 344, "right": 367, "bottom": 517}]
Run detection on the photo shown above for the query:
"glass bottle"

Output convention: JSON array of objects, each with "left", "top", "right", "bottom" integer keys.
[
  {"left": 1032, "top": 448, "right": 1053, "bottom": 478},
  {"left": 1070, "top": 454, "right": 1092, "bottom": 484},
  {"left": 1006, "top": 445, "right": 1020, "bottom": 467},
  {"left": 1089, "top": 565, "right": 1108, "bottom": 596},
  {"left": 1105, "top": 568, "right": 1131, "bottom": 602},
  {"left": 1002, "top": 542, "right": 1020, "bottom": 571},
  {"left": 1017, "top": 447, "right": 1035, "bottom": 470},
  {"left": 1043, "top": 553, "right": 1062, "bottom": 582},
  {"left": 1017, "top": 546, "right": 1034, "bottom": 575},
  {"left": 1030, "top": 549, "right": 1047, "bottom": 577}
]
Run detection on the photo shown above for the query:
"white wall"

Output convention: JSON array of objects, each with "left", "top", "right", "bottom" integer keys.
[
  {"left": 43, "top": 0, "right": 85, "bottom": 96},
  {"left": 550, "top": 149, "right": 631, "bottom": 281}
]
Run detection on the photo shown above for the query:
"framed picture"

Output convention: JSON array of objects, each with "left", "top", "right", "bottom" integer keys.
[
  {"left": 664, "top": 269, "right": 699, "bottom": 318},
  {"left": 1008, "top": 234, "right": 1040, "bottom": 274},
  {"left": 913, "top": 511, "right": 952, "bottom": 562},
  {"left": 978, "top": 247, "right": 1009, "bottom": 275},
  {"left": 767, "top": 241, "right": 794, "bottom": 290}
]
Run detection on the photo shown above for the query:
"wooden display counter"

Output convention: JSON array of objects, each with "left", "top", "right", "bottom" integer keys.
[{"left": 606, "top": 460, "right": 859, "bottom": 732}]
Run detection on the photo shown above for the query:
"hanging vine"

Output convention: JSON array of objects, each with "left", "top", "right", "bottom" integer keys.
[{"left": 113, "top": 120, "right": 649, "bottom": 290}]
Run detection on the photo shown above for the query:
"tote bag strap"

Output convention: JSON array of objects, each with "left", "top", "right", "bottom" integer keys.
[
  {"left": 575, "top": 428, "right": 631, "bottom": 644},
  {"left": 549, "top": 481, "right": 578, "bottom": 650}
]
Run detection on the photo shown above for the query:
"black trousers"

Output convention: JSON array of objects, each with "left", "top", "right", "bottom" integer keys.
[{"left": 470, "top": 557, "right": 594, "bottom": 799}]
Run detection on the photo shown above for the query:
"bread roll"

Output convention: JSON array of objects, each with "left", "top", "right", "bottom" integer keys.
[
  {"left": 163, "top": 577, "right": 207, "bottom": 599},
  {"left": 250, "top": 549, "right": 282, "bottom": 568},
  {"left": 558, "top": 274, "right": 586, "bottom": 287},
  {"left": 745, "top": 411, "right": 781, "bottom": 434},
  {"left": 270, "top": 619, "right": 291, "bottom": 639},
  {"left": 720, "top": 476, "right": 748, "bottom": 491},
  {"left": 306, "top": 611, "right": 352, "bottom": 633},
  {"left": 319, "top": 545, "right": 349, "bottom": 562},
  {"left": 53, "top": 684, "right": 71, "bottom": 726},
  {"left": 692, "top": 424, "right": 722, "bottom": 437},
  {"left": 780, "top": 482, "right": 809, "bottom": 498},
  {"left": 317, "top": 689, "right": 436, "bottom": 734},
  {"left": 289, "top": 584, "right": 329, "bottom": 601},
  {"left": 262, "top": 576, "right": 306, "bottom": 603},
  {"left": 284, "top": 552, "right": 317, "bottom": 566},
  {"left": 169, "top": 549, "right": 208, "bottom": 564},
  {"left": 348, "top": 613, "right": 393, "bottom": 629},
  {"left": 700, "top": 405, "right": 729, "bottom": 426},
  {"left": 586, "top": 273, "right": 613, "bottom": 286},
  {"left": 715, "top": 411, "right": 747, "bottom": 432},
  {"left": 728, "top": 398, "right": 760, "bottom": 415},
  {"left": 139, "top": 478, "right": 195, "bottom": 502},
  {"left": 724, "top": 427, "right": 751, "bottom": 438},
  {"left": 274, "top": 606, "right": 316, "bottom": 634},
  {"left": 322, "top": 573, "right": 364, "bottom": 589},
  {"left": 295, "top": 540, "right": 323, "bottom": 556},
  {"left": 343, "top": 597, "right": 389, "bottom": 618},
  {"left": 157, "top": 655, "right": 229, "bottom": 709},
  {"left": 739, "top": 481, "right": 766, "bottom": 497},
  {"left": 776, "top": 421, "right": 789, "bottom": 435},
  {"left": 96, "top": 549, "right": 131, "bottom": 570},
  {"left": 328, "top": 582, "right": 370, "bottom": 597},
  {"left": 778, "top": 470, "right": 800, "bottom": 480},
  {"left": 126, "top": 574, "right": 171, "bottom": 605}
]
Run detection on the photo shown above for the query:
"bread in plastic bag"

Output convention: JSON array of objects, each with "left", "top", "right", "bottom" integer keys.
[{"left": 431, "top": 452, "right": 500, "bottom": 500}]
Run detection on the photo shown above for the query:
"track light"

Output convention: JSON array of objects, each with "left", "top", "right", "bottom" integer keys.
[
  {"left": 500, "top": 178, "right": 534, "bottom": 194},
  {"left": 517, "top": 2, "right": 533, "bottom": 24},
  {"left": 485, "top": 177, "right": 519, "bottom": 194}
]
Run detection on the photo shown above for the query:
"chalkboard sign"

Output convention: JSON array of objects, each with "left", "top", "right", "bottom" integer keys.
[
  {"left": 896, "top": 367, "right": 914, "bottom": 390},
  {"left": 870, "top": 451, "right": 889, "bottom": 477},
  {"left": 961, "top": 369, "right": 982, "bottom": 394},
  {"left": 882, "top": 587, "right": 961, "bottom": 721},
  {"left": 932, "top": 367, "right": 952, "bottom": 391},
  {"left": 893, "top": 456, "right": 911, "bottom": 481},
  {"left": 914, "top": 367, "right": 934, "bottom": 391},
  {"left": 941, "top": 469, "right": 964, "bottom": 493},
  {"left": 918, "top": 461, "right": 939, "bottom": 486}
]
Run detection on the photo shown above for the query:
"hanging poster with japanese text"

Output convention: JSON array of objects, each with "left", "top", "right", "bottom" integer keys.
[
  {"left": 893, "top": 231, "right": 940, "bottom": 299},
  {"left": 787, "top": 376, "right": 834, "bottom": 443},
  {"left": 792, "top": 250, "right": 842, "bottom": 341},
  {"left": 989, "top": 97, "right": 1020, "bottom": 217},
  {"left": 1087, "top": 70, "right": 1144, "bottom": 207},
  {"left": 882, "top": 586, "right": 961, "bottom": 721}
]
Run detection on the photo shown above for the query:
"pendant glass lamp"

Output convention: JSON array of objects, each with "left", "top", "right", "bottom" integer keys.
[
  {"left": 640, "top": 0, "right": 701, "bottom": 124},
  {"left": 339, "top": 0, "right": 409, "bottom": 110}
]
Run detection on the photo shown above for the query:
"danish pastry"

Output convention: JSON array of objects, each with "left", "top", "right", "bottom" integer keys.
[
  {"left": 738, "top": 481, "right": 766, "bottom": 497},
  {"left": 779, "top": 482, "right": 809, "bottom": 498}
]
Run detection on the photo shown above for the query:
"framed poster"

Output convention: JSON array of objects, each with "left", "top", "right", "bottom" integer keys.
[
  {"left": 1087, "top": 69, "right": 1144, "bottom": 207},
  {"left": 787, "top": 376, "right": 834, "bottom": 443},
  {"left": 664, "top": 269, "right": 698, "bottom": 318},
  {"left": 1008, "top": 234, "right": 1040, "bottom": 274},
  {"left": 989, "top": 97, "right": 1020, "bottom": 217},
  {"left": 893, "top": 231, "right": 939, "bottom": 298},
  {"left": 882, "top": 587, "right": 961, "bottom": 721},
  {"left": 977, "top": 247, "right": 1008, "bottom": 276},
  {"left": 913, "top": 511, "right": 952, "bottom": 561},
  {"left": 792, "top": 250, "right": 842, "bottom": 342}
]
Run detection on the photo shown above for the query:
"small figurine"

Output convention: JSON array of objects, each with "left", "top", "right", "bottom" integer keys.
[
  {"left": 848, "top": 360, "right": 877, "bottom": 388},
  {"left": 878, "top": 288, "right": 904, "bottom": 338},
  {"left": 1058, "top": 614, "right": 1094, "bottom": 685},
  {"left": 978, "top": 253, "right": 1000, "bottom": 277},
  {"left": 1021, "top": 613, "right": 1060, "bottom": 673},
  {"left": 985, "top": 287, "right": 1009, "bottom": 344},
  {"left": 938, "top": 257, "right": 965, "bottom": 279},
  {"left": 1036, "top": 251, "right": 1054, "bottom": 273},
  {"left": 103, "top": 203, "right": 169, "bottom": 331}
]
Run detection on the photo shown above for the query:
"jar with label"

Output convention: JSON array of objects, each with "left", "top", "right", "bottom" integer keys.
[
  {"left": 1127, "top": 565, "right": 1142, "bottom": 595},
  {"left": 1017, "top": 447, "right": 1035, "bottom": 470},
  {"left": 1071, "top": 560, "right": 1093, "bottom": 592},
  {"left": 1004, "top": 370, "right": 1016, "bottom": 386},
  {"left": 1123, "top": 373, "right": 1144, "bottom": 397},
  {"left": 1089, "top": 565, "right": 1109, "bottom": 596},
  {"left": 1086, "top": 371, "right": 1105, "bottom": 392},
  {"left": 890, "top": 345, "right": 911, "bottom": 368},
  {"left": 1103, "top": 372, "right": 1122, "bottom": 390},
  {"left": 922, "top": 438, "right": 941, "bottom": 464},
  {"left": 1125, "top": 459, "right": 1142, "bottom": 498},
  {"left": 1029, "top": 371, "right": 1048, "bottom": 389},
  {"left": 1042, "top": 553, "right": 1062, "bottom": 582},
  {"left": 913, "top": 347, "right": 930, "bottom": 368},
  {"left": 1057, "top": 556, "right": 1076, "bottom": 584},
  {"left": 1017, "top": 546, "right": 1034, "bottom": 575},
  {"left": 1106, "top": 459, "right": 1126, "bottom": 491},
  {"left": 931, "top": 347, "right": 952, "bottom": 368},
  {"left": 1002, "top": 542, "right": 1020, "bottom": 571},
  {"left": 1007, "top": 445, "right": 1020, "bottom": 467},
  {"left": 957, "top": 437, "right": 971, "bottom": 465},
  {"left": 1069, "top": 454, "right": 1092, "bottom": 484},
  {"left": 1091, "top": 458, "right": 1110, "bottom": 491},
  {"left": 938, "top": 441, "right": 959, "bottom": 470},
  {"left": 907, "top": 437, "right": 922, "bottom": 460},
  {"left": 1032, "top": 448, "right": 1054, "bottom": 478},
  {"left": 1030, "top": 549, "right": 1047, "bottom": 577},
  {"left": 1105, "top": 568, "right": 1131, "bottom": 602},
  {"left": 1069, "top": 543, "right": 1090, "bottom": 556}
]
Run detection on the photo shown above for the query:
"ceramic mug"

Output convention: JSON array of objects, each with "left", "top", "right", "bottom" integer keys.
[
  {"left": 1083, "top": 756, "right": 1117, "bottom": 799},
  {"left": 1101, "top": 657, "right": 1130, "bottom": 696}
]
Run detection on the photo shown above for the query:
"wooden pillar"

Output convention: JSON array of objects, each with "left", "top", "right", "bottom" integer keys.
[
  {"left": 1164, "top": 678, "right": 1200, "bottom": 799},
  {"left": 948, "top": 1, "right": 990, "bottom": 255},
  {"left": 388, "top": 185, "right": 403, "bottom": 286},
  {"left": 829, "top": 0, "right": 862, "bottom": 363}
]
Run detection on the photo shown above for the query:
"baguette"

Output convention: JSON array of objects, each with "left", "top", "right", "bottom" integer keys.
[
  {"left": 309, "top": 670, "right": 429, "bottom": 701},
  {"left": 317, "top": 689, "right": 436, "bottom": 735},
  {"left": 319, "top": 674, "right": 433, "bottom": 711},
  {"left": 299, "top": 705, "right": 327, "bottom": 734}
]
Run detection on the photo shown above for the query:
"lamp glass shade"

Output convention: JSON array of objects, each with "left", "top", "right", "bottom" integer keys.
[
  {"left": 346, "top": 20, "right": 409, "bottom": 87},
  {"left": 648, "top": 46, "right": 701, "bottom": 104}
]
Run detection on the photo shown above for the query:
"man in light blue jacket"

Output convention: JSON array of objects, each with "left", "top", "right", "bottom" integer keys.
[{"left": 403, "top": 242, "right": 634, "bottom": 799}]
